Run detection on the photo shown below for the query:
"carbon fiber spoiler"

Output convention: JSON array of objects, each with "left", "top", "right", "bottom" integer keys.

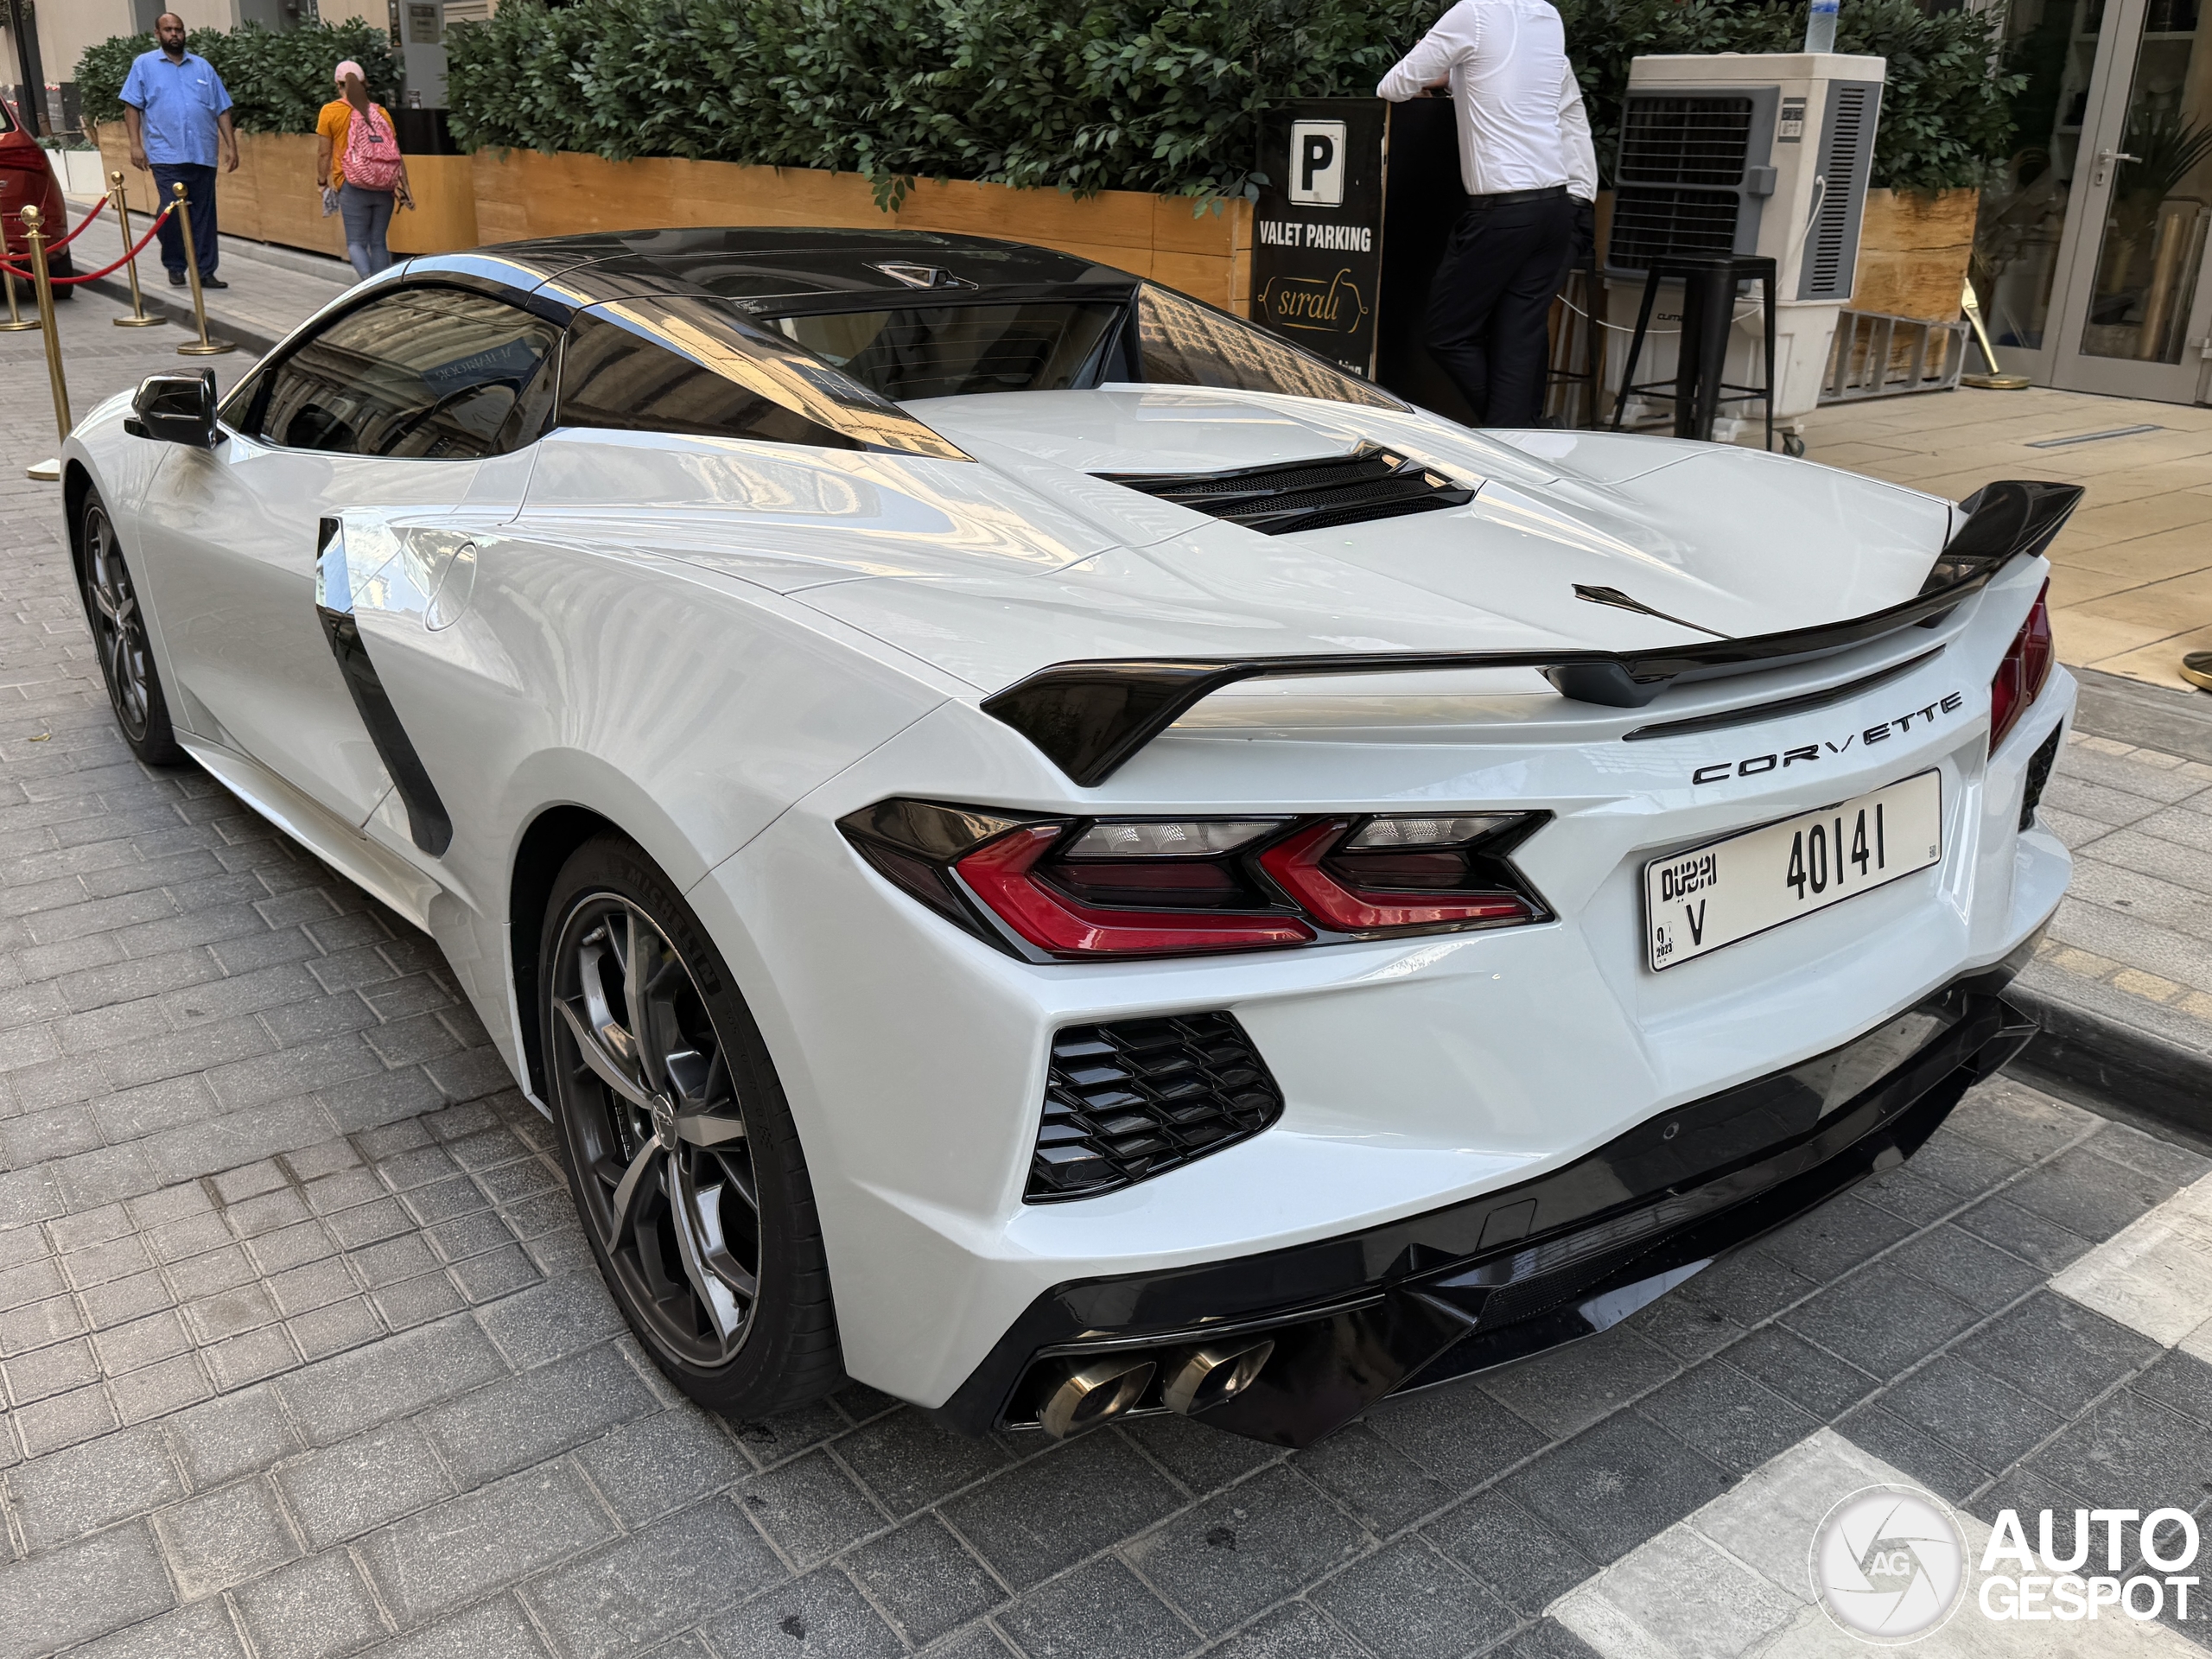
[{"left": 980, "top": 480, "right": 2083, "bottom": 787}]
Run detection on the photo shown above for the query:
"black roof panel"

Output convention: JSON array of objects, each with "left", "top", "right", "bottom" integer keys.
[{"left": 475, "top": 227, "right": 1138, "bottom": 308}]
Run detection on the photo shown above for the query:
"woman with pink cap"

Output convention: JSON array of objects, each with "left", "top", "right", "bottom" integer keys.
[{"left": 314, "top": 60, "right": 410, "bottom": 277}]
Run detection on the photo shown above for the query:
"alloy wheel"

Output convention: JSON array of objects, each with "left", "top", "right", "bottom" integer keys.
[
  {"left": 84, "top": 506, "right": 154, "bottom": 741},
  {"left": 550, "top": 894, "right": 761, "bottom": 1368}
]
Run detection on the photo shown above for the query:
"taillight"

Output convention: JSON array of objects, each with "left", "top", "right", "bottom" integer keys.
[
  {"left": 1989, "top": 581, "right": 2054, "bottom": 753},
  {"left": 838, "top": 801, "right": 1548, "bottom": 960},
  {"left": 956, "top": 825, "right": 1314, "bottom": 956},
  {"left": 1258, "top": 820, "right": 1538, "bottom": 931}
]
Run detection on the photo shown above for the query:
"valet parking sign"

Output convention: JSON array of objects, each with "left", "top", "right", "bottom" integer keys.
[
  {"left": 1808, "top": 1485, "right": 2203, "bottom": 1644},
  {"left": 1251, "top": 103, "right": 1386, "bottom": 378}
]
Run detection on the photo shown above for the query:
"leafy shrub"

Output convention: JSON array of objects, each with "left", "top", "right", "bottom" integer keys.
[
  {"left": 79, "top": 0, "right": 2018, "bottom": 200},
  {"left": 75, "top": 19, "right": 401, "bottom": 133}
]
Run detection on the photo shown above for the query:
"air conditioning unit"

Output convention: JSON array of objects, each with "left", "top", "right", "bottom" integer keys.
[{"left": 1601, "top": 54, "right": 1885, "bottom": 440}]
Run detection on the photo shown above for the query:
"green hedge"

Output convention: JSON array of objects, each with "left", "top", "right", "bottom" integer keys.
[
  {"left": 75, "top": 19, "right": 401, "bottom": 134},
  {"left": 442, "top": 0, "right": 2019, "bottom": 199},
  {"left": 77, "top": 1, "right": 2018, "bottom": 200}
]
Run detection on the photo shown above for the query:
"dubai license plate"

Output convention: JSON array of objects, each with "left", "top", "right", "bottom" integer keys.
[{"left": 1644, "top": 770, "right": 1943, "bottom": 971}]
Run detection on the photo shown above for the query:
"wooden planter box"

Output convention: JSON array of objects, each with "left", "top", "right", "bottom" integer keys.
[
  {"left": 90, "top": 124, "right": 1250, "bottom": 312},
  {"left": 1851, "top": 188, "right": 1980, "bottom": 322},
  {"left": 92, "top": 125, "right": 476, "bottom": 261}
]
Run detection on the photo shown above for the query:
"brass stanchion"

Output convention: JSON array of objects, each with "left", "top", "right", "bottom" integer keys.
[
  {"left": 0, "top": 209, "right": 36, "bottom": 334},
  {"left": 109, "top": 173, "right": 162, "bottom": 329},
  {"left": 1961, "top": 280, "right": 2031, "bottom": 391},
  {"left": 168, "top": 181, "right": 233, "bottom": 358},
  {"left": 20, "top": 205, "right": 68, "bottom": 483}
]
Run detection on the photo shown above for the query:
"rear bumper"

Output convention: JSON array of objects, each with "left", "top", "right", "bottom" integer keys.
[{"left": 932, "top": 944, "right": 2039, "bottom": 1446}]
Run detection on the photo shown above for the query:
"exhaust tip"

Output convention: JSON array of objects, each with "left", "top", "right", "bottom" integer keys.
[
  {"left": 1038, "top": 1355, "right": 1156, "bottom": 1440},
  {"left": 1161, "top": 1338, "right": 1275, "bottom": 1416}
]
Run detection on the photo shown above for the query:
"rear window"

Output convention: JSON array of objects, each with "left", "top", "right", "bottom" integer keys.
[
  {"left": 760, "top": 286, "right": 1404, "bottom": 411},
  {"left": 0, "top": 100, "right": 16, "bottom": 136},
  {"left": 771, "top": 302, "right": 1121, "bottom": 401},
  {"left": 1132, "top": 285, "right": 1405, "bottom": 410}
]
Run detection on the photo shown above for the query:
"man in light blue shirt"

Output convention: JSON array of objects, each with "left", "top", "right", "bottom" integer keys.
[{"left": 121, "top": 14, "right": 239, "bottom": 289}]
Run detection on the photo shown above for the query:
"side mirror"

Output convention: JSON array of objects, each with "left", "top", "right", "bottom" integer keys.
[{"left": 124, "top": 370, "right": 221, "bottom": 448}]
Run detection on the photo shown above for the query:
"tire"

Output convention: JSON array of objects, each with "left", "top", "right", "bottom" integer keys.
[
  {"left": 539, "top": 832, "right": 844, "bottom": 1417},
  {"left": 79, "top": 489, "right": 186, "bottom": 766}
]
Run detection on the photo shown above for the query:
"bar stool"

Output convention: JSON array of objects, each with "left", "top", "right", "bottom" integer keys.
[
  {"left": 1544, "top": 238, "right": 1604, "bottom": 429},
  {"left": 1609, "top": 253, "right": 1777, "bottom": 450}
]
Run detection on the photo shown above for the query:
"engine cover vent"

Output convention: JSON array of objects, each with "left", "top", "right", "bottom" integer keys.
[
  {"left": 1027, "top": 1013, "right": 1282, "bottom": 1201},
  {"left": 1098, "top": 445, "right": 1473, "bottom": 536}
]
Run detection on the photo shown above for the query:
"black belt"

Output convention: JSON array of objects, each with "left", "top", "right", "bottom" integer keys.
[{"left": 1465, "top": 184, "right": 1569, "bottom": 207}]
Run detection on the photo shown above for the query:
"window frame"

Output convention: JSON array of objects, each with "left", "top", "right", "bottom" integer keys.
[{"left": 224, "top": 276, "right": 575, "bottom": 461}]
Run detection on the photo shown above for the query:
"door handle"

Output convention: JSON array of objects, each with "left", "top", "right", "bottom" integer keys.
[{"left": 2093, "top": 148, "right": 2142, "bottom": 186}]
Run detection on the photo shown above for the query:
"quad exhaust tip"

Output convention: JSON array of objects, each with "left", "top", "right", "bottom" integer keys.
[
  {"left": 1161, "top": 1338, "right": 1275, "bottom": 1416},
  {"left": 1037, "top": 1338, "right": 1277, "bottom": 1439},
  {"left": 1039, "top": 1356, "right": 1155, "bottom": 1440}
]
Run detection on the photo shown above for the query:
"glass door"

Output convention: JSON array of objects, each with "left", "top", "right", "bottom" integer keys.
[
  {"left": 1970, "top": 0, "right": 2129, "bottom": 382},
  {"left": 2050, "top": 0, "right": 2212, "bottom": 397}
]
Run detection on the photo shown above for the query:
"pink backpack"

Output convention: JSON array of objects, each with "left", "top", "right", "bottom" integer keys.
[{"left": 343, "top": 104, "right": 403, "bottom": 190}]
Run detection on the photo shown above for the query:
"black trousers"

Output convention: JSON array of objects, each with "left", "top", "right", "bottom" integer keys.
[
  {"left": 1424, "top": 193, "right": 1575, "bottom": 428},
  {"left": 150, "top": 162, "right": 218, "bottom": 278}
]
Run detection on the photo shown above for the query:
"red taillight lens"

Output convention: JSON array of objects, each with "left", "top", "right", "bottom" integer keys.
[
  {"left": 1989, "top": 581, "right": 2055, "bottom": 754},
  {"left": 839, "top": 801, "right": 1548, "bottom": 960},
  {"left": 957, "top": 825, "right": 1315, "bottom": 957},
  {"left": 1258, "top": 821, "right": 1539, "bottom": 931}
]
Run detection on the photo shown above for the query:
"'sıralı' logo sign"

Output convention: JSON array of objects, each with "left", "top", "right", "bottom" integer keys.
[
  {"left": 1811, "top": 1486, "right": 1967, "bottom": 1643},
  {"left": 1288, "top": 120, "right": 1347, "bottom": 207},
  {"left": 1255, "top": 269, "right": 1370, "bottom": 338}
]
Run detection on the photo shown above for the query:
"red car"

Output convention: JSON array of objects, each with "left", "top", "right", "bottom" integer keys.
[{"left": 0, "top": 96, "right": 76, "bottom": 297}]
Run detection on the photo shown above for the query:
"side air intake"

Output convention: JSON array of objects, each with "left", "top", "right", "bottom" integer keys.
[
  {"left": 1097, "top": 445, "right": 1472, "bottom": 536},
  {"left": 1028, "top": 1014, "right": 1282, "bottom": 1200}
]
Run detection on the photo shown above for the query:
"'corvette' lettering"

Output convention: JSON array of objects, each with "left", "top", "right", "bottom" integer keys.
[{"left": 1692, "top": 691, "right": 1967, "bottom": 784}]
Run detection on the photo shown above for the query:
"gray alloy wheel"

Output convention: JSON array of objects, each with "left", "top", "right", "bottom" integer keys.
[
  {"left": 80, "top": 494, "right": 183, "bottom": 765},
  {"left": 549, "top": 892, "right": 765, "bottom": 1368}
]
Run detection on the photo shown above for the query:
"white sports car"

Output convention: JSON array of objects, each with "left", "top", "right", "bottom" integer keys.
[{"left": 60, "top": 229, "right": 2078, "bottom": 1448}]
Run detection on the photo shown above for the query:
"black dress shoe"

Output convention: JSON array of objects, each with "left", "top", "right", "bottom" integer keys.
[
  {"left": 198, "top": 276, "right": 228, "bottom": 289},
  {"left": 167, "top": 270, "right": 186, "bottom": 285}
]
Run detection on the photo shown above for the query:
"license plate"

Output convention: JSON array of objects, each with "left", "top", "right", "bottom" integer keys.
[{"left": 1644, "top": 770, "right": 1943, "bottom": 971}]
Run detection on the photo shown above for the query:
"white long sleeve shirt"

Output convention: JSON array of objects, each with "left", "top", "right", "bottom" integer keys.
[{"left": 1376, "top": 0, "right": 1597, "bottom": 202}]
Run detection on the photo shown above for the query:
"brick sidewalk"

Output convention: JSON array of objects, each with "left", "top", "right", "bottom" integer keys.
[{"left": 10, "top": 288, "right": 2212, "bottom": 1659}]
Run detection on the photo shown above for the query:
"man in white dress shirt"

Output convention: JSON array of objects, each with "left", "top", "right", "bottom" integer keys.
[{"left": 1378, "top": 0, "right": 1598, "bottom": 426}]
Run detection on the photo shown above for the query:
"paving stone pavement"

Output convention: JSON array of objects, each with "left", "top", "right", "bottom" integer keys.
[
  {"left": 1802, "top": 386, "right": 2212, "bottom": 693},
  {"left": 2017, "top": 707, "right": 2212, "bottom": 1076},
  {"left": 12, "top": 289, "right": 2212, "bottom": 1659}
]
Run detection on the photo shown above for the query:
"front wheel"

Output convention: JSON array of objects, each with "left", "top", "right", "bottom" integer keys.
[
  {"left": 540, "top": 833, "right": 843, "bottom": 1417},
  {"left": 79, "top": 491, "right": 184, "bottom": 765}
]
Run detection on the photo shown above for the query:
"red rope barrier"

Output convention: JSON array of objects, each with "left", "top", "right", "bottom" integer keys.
[
  {"left": 37, "top": 194, "right": 110, "bottom": 254},
  {"left": 0, "top": 200, "right": 172, "bottom": 286}
]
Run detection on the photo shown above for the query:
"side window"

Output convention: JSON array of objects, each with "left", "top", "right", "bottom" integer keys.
[
  {"left": 251, "top": 286, "right": 562, "bottom": 460},
  {"left": 556, "top": 311, "right": 863, "bottom": 450},
  {"left": 1135, "top": 284, "right": 1406, "bottom": 410}
]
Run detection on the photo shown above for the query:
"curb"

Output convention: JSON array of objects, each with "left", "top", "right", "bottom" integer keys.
[
  {"left": 2005, "top": 978, "right": 2212, "bottom": 1144},
  {"left": 75, "top": 274, "right": 284, "bottom": 357}
]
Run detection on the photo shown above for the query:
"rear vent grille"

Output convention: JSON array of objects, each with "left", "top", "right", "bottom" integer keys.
[
  {"left": 1804, "top": 84, "right": 1873, "bottom": 298},
  {"left": 1027, "top": 1013, "right": 1283, "bottom": 1202},
  {"left": 1607, "top": 190, "right": 1745, "bottom": 270},
  {"left": 1617, "top": 96, "right": 1754, "bottom": 187},
  {"left": 2020, "top": 724, "right": 2062, "bottom": 830},
  {"left": 1607, "top": 96, "right": 1754, "bottom": 272},
  {"left": 1098, "top": 445, "right": 1472, "bottom": 536}
]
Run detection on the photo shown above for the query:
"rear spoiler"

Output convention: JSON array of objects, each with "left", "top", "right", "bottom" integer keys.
[{"left": 979, "top": 479, "right": 2082, "bottom": 787}]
